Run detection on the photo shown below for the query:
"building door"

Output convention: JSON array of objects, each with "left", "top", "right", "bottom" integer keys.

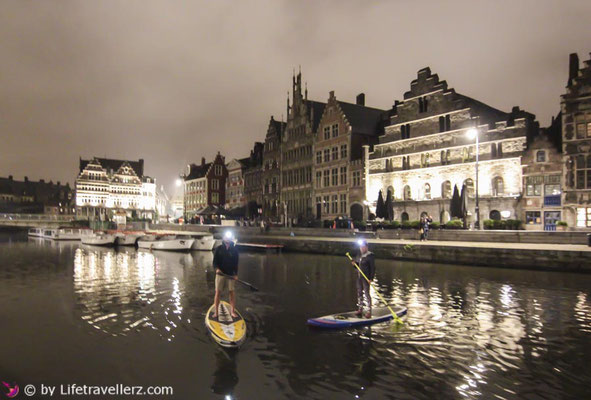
[
  {"left": 316, "top": 203, "right": 321, "bottom": 220},
  {"left": 544, "top": 211, "right": 561, "bottom": 231},
  {"left": 350, "top": 203, "right": 363, "bottom": 221}
]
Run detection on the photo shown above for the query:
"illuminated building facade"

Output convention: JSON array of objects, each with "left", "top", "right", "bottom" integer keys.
[
  {"left": 76, "top": 157, "right": 157, "bottom": 220},
  {"left": 183, "top": 152, "right": 227, "bottom": 219},
  {"left": 366, "top": 67, "right": 538, "bottom": 225},
  {"left": 562, "top": 53, "right": 591, "bottom": 229}
]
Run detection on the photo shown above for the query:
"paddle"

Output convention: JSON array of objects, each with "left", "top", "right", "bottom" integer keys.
[
  {"left": 345, "top": 252, "right": 403, "bottom": 325},
  {"left": 216, "top": 271, "right": 259, "bottom": 292}
]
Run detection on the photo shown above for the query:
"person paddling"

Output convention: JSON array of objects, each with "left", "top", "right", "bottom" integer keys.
[
  {"left": 212, "top": 231, "right": 239, "bottom": 319},
  {"left": 352, "top": 239, "right": 376, "bottom": 318}
]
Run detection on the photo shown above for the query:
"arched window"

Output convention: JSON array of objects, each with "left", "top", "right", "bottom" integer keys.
[
  {"left": 424, "top": 183, "right": 431, "bottom": 200},
  {"left": 536, "top": 150, "right": 546, "bottom": 163},
  {"left": 403, "top": 185, "right": 412, "bottom": 200},
  {"left": 464, "top": 178, "right": 474, "bottom": 198},
  {"left": 491, "top": 143, "right": 498, "bottom": 158},
  {"left": 492, "top": 176, "right": 504, "bottom": 196},
  {"left": 490, "top": 210, "right": 501, "bottom": 221},
  {"left": 401, "top": 212, "right": 409, "bottom": 222},
  {"left": 440, "top": 150, "right": 446, "bottom": 165},
  {"left": 387, "top": 186, "right": 394, "bottom": 200},
  {"left": 441, "top": 180, "right": 452, "bottom": 199}
]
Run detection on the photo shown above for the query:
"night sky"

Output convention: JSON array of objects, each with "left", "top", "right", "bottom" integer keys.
[{"left": 1, "top": 0, "right": 590, "bottom": 194}]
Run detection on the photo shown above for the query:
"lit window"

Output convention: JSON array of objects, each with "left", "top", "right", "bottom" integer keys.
[
  {"left": 536, "top": 150, "right": 546, "bottom": 163},
  {"left": 526, "top": 211, "right": 541, "bottom": 224}
]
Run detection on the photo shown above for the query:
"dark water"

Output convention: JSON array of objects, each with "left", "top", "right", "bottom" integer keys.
[{"left": 1, "top": 233, "right": 590, "bottom": 399}]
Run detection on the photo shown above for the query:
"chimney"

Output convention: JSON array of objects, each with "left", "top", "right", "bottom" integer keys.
[
  {"left": 568, "top": 53, "right": 579, "bottom": 86},
  {"left": 356, "top": 93, "right": 365, "bottom": 106},
  {"left": 57, "top": 181, "right": 61, "bottom": 186},
  {"left": 8, "top": 175, "right": 12, "bottom": 180},
  {"left": 201, "top": 157, "right": 206, "bottom": 166},
  {"left": 40, "top": 179, "right": 45, "bottom": 183},
  {"left": 24, "top": 176, "right": 28, "bottom": 182}
]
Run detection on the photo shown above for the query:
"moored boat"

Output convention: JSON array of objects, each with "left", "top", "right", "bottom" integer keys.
[
  {"left": 114, "top": 232, "right": 145, "bottom": 246},
  {"left": 28, "top": 227, "right": 44, "bottom": 237},
  {"left": 137, "top": 234, "right": 194, "bottom": 251},
  {"left": 177, "top": 232, "right": 215, "bottom": 251},
  {"left": 81, "top": 232, "right": 117, "bottom": 246}
]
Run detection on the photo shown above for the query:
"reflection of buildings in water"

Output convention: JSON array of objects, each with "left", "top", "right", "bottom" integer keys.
[
  {"left": 73, "top": 247, "right": 188, "bottom": 341},
  {"left": 211, "top": 350, "right": 239, "bottom": 397},
  {"left": 574, "top": 292, "right": 591, "bottom": 333}
]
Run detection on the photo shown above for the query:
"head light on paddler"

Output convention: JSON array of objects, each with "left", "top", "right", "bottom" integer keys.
[{"left": 224, "top": 231, "right": 234, "bottom": 241}]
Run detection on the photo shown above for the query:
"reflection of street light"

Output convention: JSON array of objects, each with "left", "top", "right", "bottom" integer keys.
[{"left": 466, "top": 127, "right": 480, "bottom": 230}]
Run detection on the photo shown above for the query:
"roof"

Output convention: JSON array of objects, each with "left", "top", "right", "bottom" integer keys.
[
  {"left": 268, "top": 118, "right": 286, "bottom": 140},
  {"left": 305, "top": 100, "right": 326, "bottom": 132},
  {"left": 79, "top": 157, "right": 144, "bottom": 177},
  {"left": 238, "top": 157, "right": 251, "bottom": 168},
  {"left": 185, "top": 163, "right": 211, "bottom": 180},
  {"left": 0, "top": 177, "right": 72, "bottom": 200},
  {"left": 337, "top": 101, "right": 387, "bottom": 135}
]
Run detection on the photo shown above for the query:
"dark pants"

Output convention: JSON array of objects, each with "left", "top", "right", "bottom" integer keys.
[{"left": 356, "top": 275, "right": 371, "bottom": 312}]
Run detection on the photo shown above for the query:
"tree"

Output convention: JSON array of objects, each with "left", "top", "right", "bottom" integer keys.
[
  {"left": 376, "top": 190, "right": 385, "bottom": 219},
  {"left": 450, "top": 184, "right": 461, "bottom": 219},
  {"left": 460, "top": 183, "right": 468, "bottom": 228},
  {"left": 385, "top": 189, "right": 393, "bottom": 221}
]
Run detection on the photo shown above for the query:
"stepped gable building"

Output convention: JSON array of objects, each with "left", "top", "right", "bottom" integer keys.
[
  {"left": 225, "top": 157, "right": 248, "bottom": 212},
  {"left": 243, "top": 142, "right": 264, "bottom": 217},
  {"left": 366, "top": 67, "right": 537, "bottom": 225},
  {"left": 313, "top": 91, "right": 387, "bottom": 222},
  {"left": 0, "top": 175, "right": 74, "bottom": 214},
  {"left": 562, "top": 53, "right": 591, "bottom": 229},
  {"left": 76, "top": 157, "right": 157, "bottom": 220},
  {"left": 281, "top": 70, "right": 325, "bottom": 222},
  {"left": 262, "top": 116, "right": 285, "bottom": 219},
  {"left": 183, "top": 152, "right": 227, "bottom": 220},
  {"left": 521, "top": 114, "right": 563, "bottom": 230}
]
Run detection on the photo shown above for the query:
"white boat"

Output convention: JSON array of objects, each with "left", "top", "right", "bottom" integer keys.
[
  {"left": 81, "top": 232, "right": 117, "bottom": 246},
  {"left": 28, "top": 227, "right": 45, "bottom": 237},
  {"left": 137, "top": 235, "right": 194, "bottom": 251},
  {"left": 53, "top": 227, "right": 93, "bottom": 240},
  {"left": 178, "top": 232, "right": 215, "bottom": 251},
  {"left": 114, "top": 232, "right": 145, "bottom": 246}
]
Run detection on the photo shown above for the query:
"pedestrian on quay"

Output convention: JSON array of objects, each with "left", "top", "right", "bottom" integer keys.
[
  {"left": 352, "top": 239, "right": 376, "bottom": 319},
  {"left": 212, "top": 231, "right": 240, "bottom": 319}
]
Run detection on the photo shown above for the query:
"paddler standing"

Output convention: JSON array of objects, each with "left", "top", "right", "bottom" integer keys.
[
  {"left": 352, "top": 240, "right": 375, "bottom": 318},
  {"left": 212, "top": 231, "right": 239, "bottom": 318}
]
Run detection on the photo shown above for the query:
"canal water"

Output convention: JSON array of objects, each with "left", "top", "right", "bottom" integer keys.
[{"left": 1, "top": 232, "right": 590, "bottom": 399}]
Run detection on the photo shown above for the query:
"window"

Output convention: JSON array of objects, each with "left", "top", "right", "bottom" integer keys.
[
  {"left": 316, "top": 151, "right": 322, "bottom": 164},
  {"left": 442, "top": 180, "right": 451, "bottom": 199},
  {"left": 340, "top": 166, "right": 347, "bottom": 185},
  {"left": 341, "top": 144, "right": 347, "bottom": 159},
  {"left": 525, "top": 211, "right": 542, "bottom": 225},
  {"left": 331, "top": 195, "right": 338, "bottom": 213},
  {"left": 588, "top": 122, "right": 591, "bottom": 138},
  {"left": 439, "top": 116, "right": 445, "bottom": 133},
  {"left": 211, "top": 192, "right": 219, "bottom": 203},
  {"left": 536, "top": 150, "right": 546, "bottom": 163},
  {"left": 340, "top": 194, "right": 347, "bottom": 214},
  {"left": 492, "top": 177, "right": 504, "bottom": 196},
  {"left": 402, "top": 156, "right": 410, "bottom": 170},
  {"left": 401, "top": 212, "right": 409, "bottom": 222},
  {"left": 324, "top": 149, "right": 330, "bottom": 163},
  {"left": 332, "top": 147, "right": 339, "bottom": 161},
  {"left": 577, "top": 123, "right": 586, "bottom": 139},
  {"left": 331, "top": 168, "right": 338, "bottom": 186},
  {"left": 464, "top": 179, "right": 474, "bottom": 198},
  {"left": 526, "top": 176, "right": 543, "bottom": 196},
  {"left": 323, "top": 170, "right": 330, "bottom": 187},
  {"left": 315, "top": 171, "right": 322, "bottom": 188},
  {"left": 401, "top": 124, "right": 411, "bottom": 139},
  {"left": 403, "top": 185, "right": 411, "bottom": 200},
  {"left": 353, "top": 171, "right": 361, "bottom": 187},
  {"left": 577, "top": 207, "right": 591, "bottom": 227},
  {"left": 544, "top": 184, "right": 561, "bottom": 195},
  {"left": 576, "top": 155, "right": 591, "bottom": 189},
  {"left": 323, "top": 196, "right": 329, "bottom": 214},
  {"left": 424, "top": 183, "right": 431, "bottom": 200},
  {"left": 215, "top": 165, "right": 223, "bottom": 175},
  {"left": 332, "top": 124, "right": 339, "bottom": 138},
  {"left": 445, "top": 115, "right": 451, "bottom": 131},
  {"left": 211, "top": 179, "right": 219, "bottom": 190},
  {"left": 324, "top": 126, "right": 330, "bottom": 140},
  {"left": 419, "top": 96, "right": 428, "bottom": 113}
]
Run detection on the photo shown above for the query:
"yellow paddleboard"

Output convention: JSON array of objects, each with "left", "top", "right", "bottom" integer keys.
[{"left": 205, "top": 301, "right": 246, "bottom": 348}]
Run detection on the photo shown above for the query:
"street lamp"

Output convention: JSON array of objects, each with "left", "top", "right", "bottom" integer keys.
[{"left": 466, "top": 127, "right": 480, "bottom": 230}]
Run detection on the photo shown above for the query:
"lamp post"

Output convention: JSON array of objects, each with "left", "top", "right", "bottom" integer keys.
[{"left": 466, "top": 127, "right": 480, "bottom": 230}]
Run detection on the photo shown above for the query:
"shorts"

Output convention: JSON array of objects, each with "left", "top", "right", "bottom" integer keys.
[{"left": 215, "top": 274, "right": 236, "bottom": 292}]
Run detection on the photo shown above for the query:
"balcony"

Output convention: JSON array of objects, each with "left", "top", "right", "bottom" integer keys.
[{"left": 544, "top": 195, "right": 561, "bottom": 206}]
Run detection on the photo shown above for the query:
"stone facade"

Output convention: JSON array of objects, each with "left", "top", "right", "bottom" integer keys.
[
  {"left": 521, "top": 116, "right": 563, "bottom": 230},
  {"left": 280, "top": 71, "right": 325, "bottom": 222},
  {"left": 262, "top": 116, "right": 285, "bottom": 219},
  {"left": 562, "top": 53, "right": 591, "bottom": 229},
  {"left": 367, "top": 67, "right": 538, "bottom": 225},
  {"left": 313, "top": 91, "right": 386, "bottom": 222}
]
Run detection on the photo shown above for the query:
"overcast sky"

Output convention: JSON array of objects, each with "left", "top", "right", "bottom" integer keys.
[{"left": 1, "top": 0, "right": 590, "bottom": 194}]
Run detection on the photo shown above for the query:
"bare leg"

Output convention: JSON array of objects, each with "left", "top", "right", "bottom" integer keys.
[
  {"left": 229, "top": 290, "right": 237, "bottom": 317},
  {"left": 213, "top": 290, "right": 221, "bottom": 318}
]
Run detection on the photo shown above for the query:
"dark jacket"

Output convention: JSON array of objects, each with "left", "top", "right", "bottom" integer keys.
[
  {"left": 356, "top": 251, "right": 376, "bottom": 281},
  {"left": 213, "top": 242, "right": 239, "bottom": 276}
]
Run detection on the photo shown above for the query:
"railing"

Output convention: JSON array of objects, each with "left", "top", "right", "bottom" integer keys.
[
  {"left": 544, "top": 224, "right": 556, "bottom": 231},
  {"left": 0, "top": 213, "right": 75, "bottom": 221},
  {"left": 544, "top": 195, "right": 561, "bottom": 206}
]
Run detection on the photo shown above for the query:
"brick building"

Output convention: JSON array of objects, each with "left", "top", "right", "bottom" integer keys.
[
  {"left": 262, "top": 116, "right": 285, "bottom": 219},
  {"left": 313, "top": 91, "right": 386, "bottom": 222},
  {"left": 366, "top": 67, "right": 538, "bottom": 225},
  {"left": 562, "top": 53, "right": 591, "bottom": 229},
  {"left": 281, "top": 71, "right": 325, "bottom": 223},
  {"left": 182, "top": 152, "right": 227, "bottom": 220},
  {"left": 243, "top": 142, "right": 264, "bottom": 218}
]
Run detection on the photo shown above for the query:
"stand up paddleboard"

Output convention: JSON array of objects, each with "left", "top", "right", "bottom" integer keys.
[
  {"left": 205, "top": 301, "right": 246, "bottom": 348},
  {"left": 307, "top": 306, "right": 407, "bottom": 329}
]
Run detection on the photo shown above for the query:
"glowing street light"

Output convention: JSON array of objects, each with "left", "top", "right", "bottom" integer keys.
[
  {"left": 175, "top": 178, "right": 182, "bottom": 187},
  {"left": 466, "top": 127, "right": 480, "bottom": 229}
]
